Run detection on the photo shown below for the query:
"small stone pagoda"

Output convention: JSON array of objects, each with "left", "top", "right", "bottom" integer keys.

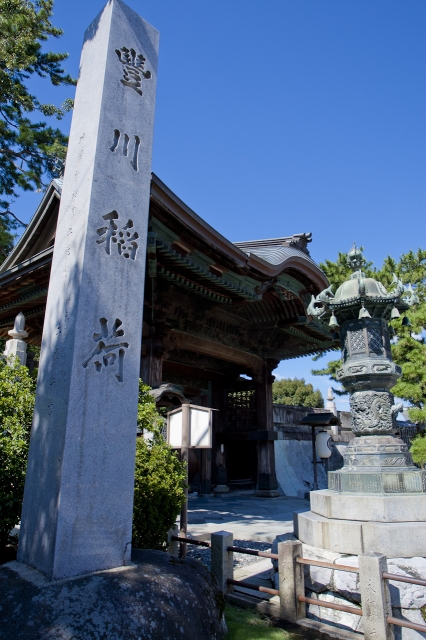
[{"left": 295, "top": 245, "right": 425, "bottom": 558}]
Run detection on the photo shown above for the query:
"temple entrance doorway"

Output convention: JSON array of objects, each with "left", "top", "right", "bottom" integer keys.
[
  {"left": 226, "top": 441, "right": 257, "bottom": 490},
  {"left": 223, "top": 386, "right": 258, "bottom": 489}
]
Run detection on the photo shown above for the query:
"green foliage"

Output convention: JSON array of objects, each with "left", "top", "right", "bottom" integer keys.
[
  {"left": 137, "top": 379, "right": 165, "bottom": 434},
  {"left": 133, "top": 381, "right": 186, "bottom": 550},
  {"left": 0, "top": 358, "right": 36, "bottom": 547},
  {"left": 272, "top": 377, "right": 324, "bottom": 408},
  {"left": 224, "top": 605, "right": 293, "bottom": 640},
  {"left": 310, "top": 357, "right": 345, "bottom": 395},
  {"left": 410, "top": 433, "right": 426, "bottom": 468},
  {"left": 0, "top": 0, "right": 75, "bottom": 260},
  {"left": 313, "top": 249, "right": 426, "bottom": 422}
]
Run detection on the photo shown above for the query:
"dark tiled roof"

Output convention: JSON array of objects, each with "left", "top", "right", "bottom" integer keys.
[
  {"left": 301, "top": 412, "right": 340, "bottom": 426},
  {"left": 236, "top": 243, "right": 317, "bottom": 267},
  {"left": 234, "top": 234, "right": 319, "bottom": 268}
]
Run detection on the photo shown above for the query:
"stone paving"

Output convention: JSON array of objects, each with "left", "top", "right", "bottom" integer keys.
[
  {"left": 186, "top": 491, "right": 310, "bottom": 543},
  {"left": 184, "top": 491, "right": 311, "bottom": 603}
]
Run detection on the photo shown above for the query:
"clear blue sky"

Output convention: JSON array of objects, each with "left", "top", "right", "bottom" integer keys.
[{"left": 14, "top": 0, "right": 426, "bottom": 407}]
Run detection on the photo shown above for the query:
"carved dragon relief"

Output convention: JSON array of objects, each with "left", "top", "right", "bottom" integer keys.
[{"left": 349, "top": 390, "right": 402, "bottom": 435}]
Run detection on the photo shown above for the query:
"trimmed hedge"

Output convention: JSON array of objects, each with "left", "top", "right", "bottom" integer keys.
[
  {"left": 132, "top": 381, "right": 186, "bottom": 550},
  {"left": 0, "top": 360, "right": 36, "bottom": 548}
]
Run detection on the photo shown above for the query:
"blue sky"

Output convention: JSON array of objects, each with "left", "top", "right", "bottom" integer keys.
[{"left": 12, "top": 0, "right": 426, "bottom": 408}]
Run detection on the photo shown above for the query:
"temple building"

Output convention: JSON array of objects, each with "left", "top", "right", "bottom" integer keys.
[{"left": 0, "top": 175, "right": 335, "bottom": 496}]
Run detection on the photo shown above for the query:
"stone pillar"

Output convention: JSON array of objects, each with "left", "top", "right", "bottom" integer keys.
[
  {"left": 278, "top": 540, "right": 305, "bottom": 623},
  {"left": 211, "top": 531, "right": 234, "bottom": 593},
  {"left": 359, "top": 552, "right": 394, "bottom": 640},
  {"left": 3, "top": 312, "right": 28, "bottom": 366},
  {"left": 326, "top": 387, "right": 338, "bottom": 417},
  {"left": 18, "top": 0, "right": 159, "bottom": 580},
  {"left": 167, "top": 525, "right": 179, "bottom": 558},
  {"left": 255, "top": 360, "right": 279, "bottom": 497}
]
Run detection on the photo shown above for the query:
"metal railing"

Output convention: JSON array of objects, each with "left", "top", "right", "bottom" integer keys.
[
  {"left": 297, "top": 594, "right": 362, "bottom": 616},
  {"left": 170, "top": 531, "right": 280, "bottom": 599},
  {"left": 383, "top": 572, "right": 426, "bottom": 634},
  {"left": 295, "top": 556, "right": 362, "bottom": 617}
]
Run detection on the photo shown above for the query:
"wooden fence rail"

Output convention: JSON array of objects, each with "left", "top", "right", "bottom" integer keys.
[{"left": 169, "top": 529, "right": 426, "bottom": 640}]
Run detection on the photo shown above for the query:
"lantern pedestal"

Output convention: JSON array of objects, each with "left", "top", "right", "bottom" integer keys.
[
  {"left": 295, "top": 501, "right": 426, "bottom": 558},
  {"left": 328, "top": 434, "right": 426, "bottom": 493},
  {"left": 289, "top": 245, "right": 424, "bottom": 631},
  {"left": 295, "top": 435, "right": 426, "bottom": 557}
]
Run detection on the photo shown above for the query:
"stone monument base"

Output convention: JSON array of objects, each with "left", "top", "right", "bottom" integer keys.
[
  {"left": 294, "top": 490, "right": 426, "bottom": 557},
  {"left": 256, "top": 489, "right": 282, "bottom": 498},
  {"left": 214, "top": 484, "right": 230, "bottom": 494},
  {"left": 0, "top": 549, "right": 227, "bottom": 640}
]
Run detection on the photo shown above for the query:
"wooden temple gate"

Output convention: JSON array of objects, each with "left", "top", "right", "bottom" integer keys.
[{"left": 0, "top": 174, "right": 334, "bottom": 496}]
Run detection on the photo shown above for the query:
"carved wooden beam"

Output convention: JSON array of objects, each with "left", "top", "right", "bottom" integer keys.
[{"left": 163, "top": 330, "right": 263, "bottom": 372}]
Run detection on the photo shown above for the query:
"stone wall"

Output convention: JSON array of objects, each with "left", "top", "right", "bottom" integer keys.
[{"left": 273, "top": 404, "right": 353, "bottom": 497}]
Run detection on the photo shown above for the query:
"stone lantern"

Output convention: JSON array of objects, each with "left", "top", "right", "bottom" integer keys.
[{"left": 295, "top": 245, "right": 426, "bottom": 558}]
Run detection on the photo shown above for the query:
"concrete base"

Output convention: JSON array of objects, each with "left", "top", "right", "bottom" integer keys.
[
  {"left": 295, "top": 510, "right": 426, "bottom": 557},
  {"left": 256, "top": 489, "right": 282, "bottom": 498},
  {"left": 311, "top": 489, "right": 426, "bottom": 522},
  {"left": 0, "top": 549, "right": 227, "bottom": 639},
  {"left": 214, "top": 484, "right": 230, "bottom": 494}
]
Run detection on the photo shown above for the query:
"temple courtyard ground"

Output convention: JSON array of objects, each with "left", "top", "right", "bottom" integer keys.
[
  {"left": 187, "top": 491, "right": 309, "bottom": 542},
  {"left": 185, "top": 492, "right": 310, "bottom": 610}
]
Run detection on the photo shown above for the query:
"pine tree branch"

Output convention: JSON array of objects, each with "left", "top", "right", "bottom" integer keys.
[
  {"left": 0, "top": 108, "right": 19, "bottom": 130},
  {"left": 0, "top": 209, "right": 27, "bottom": 227}
]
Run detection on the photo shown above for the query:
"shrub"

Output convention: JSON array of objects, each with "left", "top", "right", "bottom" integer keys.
[
  {"left": 410, "top": 432, "right": 426, "bottom": 468},
  {"left": 133, "top": 381, "right": 186, "bottom": 550},
  {"left": 0, "top": 359, "right": 36, "bottom": 548}
]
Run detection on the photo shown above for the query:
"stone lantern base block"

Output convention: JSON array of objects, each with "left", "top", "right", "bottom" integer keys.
[
  {"left": 294, "top": 509, "right": 426, "bottom": 557},
  {"left": 311, "top": 489, "right": 426, "bottom": 522},
  {"left": 329, "top": 468, "right": 426, "bottom": 494}
]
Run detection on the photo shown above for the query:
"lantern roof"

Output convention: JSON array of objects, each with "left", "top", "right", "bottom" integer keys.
[
  {"left": 307, "top": 244, "right": 418, "bottom": 324},
  {"left": 300, "top": 412, "right": 340, "bottom": 426}
]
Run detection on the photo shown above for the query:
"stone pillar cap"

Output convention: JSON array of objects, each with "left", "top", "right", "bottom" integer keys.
[{"left": 8, "top": 312, "right": 28, "bottom": 339}]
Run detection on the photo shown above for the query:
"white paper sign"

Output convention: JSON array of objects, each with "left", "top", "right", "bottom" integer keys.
[
  {"left": 169, "top": 410, "right": 183, "bottom": 447},
  {"left": 190, "top": 408, "right": 211, "bottom": 448}
]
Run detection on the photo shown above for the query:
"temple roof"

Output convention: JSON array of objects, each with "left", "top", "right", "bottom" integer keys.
[
  {"left": 150, "top": 175, "right": 327, "bottom": 287},
  {"left": 235, "top": 236, "right": 317, "bottom": 268},
  {"left": 0, "top": 175, "right": 335, "bottom": 362}
]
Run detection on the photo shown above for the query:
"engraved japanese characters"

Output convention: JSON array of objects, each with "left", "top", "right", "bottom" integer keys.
[
  {"left": 96, "top": 211, "right": 139, "bottom": 260},
  {"left": 18, "top": 0, "right": 159, "bottom": 579},
  {"left": 115, "top": 46, "right": 151, "bottom": 95}
]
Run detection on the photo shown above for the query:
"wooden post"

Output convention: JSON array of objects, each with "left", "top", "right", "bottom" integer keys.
[
  {"left": 200, "top": 448, "right": 212, "bottom": 495},
  {"left": 140, "top": 325, "right": 165, "bottom": 387},
  {"left": 255, "top": 360, "right": 279, "bottom": 496},
  {"left": 278, "top": 540, "right": 305, "bottom": 623},
  {"left": 311, "top": 425, "right": 319, "bottom": 490},
  {"left": 179, "top": 404, "right": 189, "bottom": 559}
]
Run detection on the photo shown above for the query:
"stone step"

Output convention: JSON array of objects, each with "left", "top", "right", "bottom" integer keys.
[
  {"left": 311, "top": 489, "right": 426, "bottom": 522},
  {"left": 295, "top": 509, "right": 426, "bottom": 557}
]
